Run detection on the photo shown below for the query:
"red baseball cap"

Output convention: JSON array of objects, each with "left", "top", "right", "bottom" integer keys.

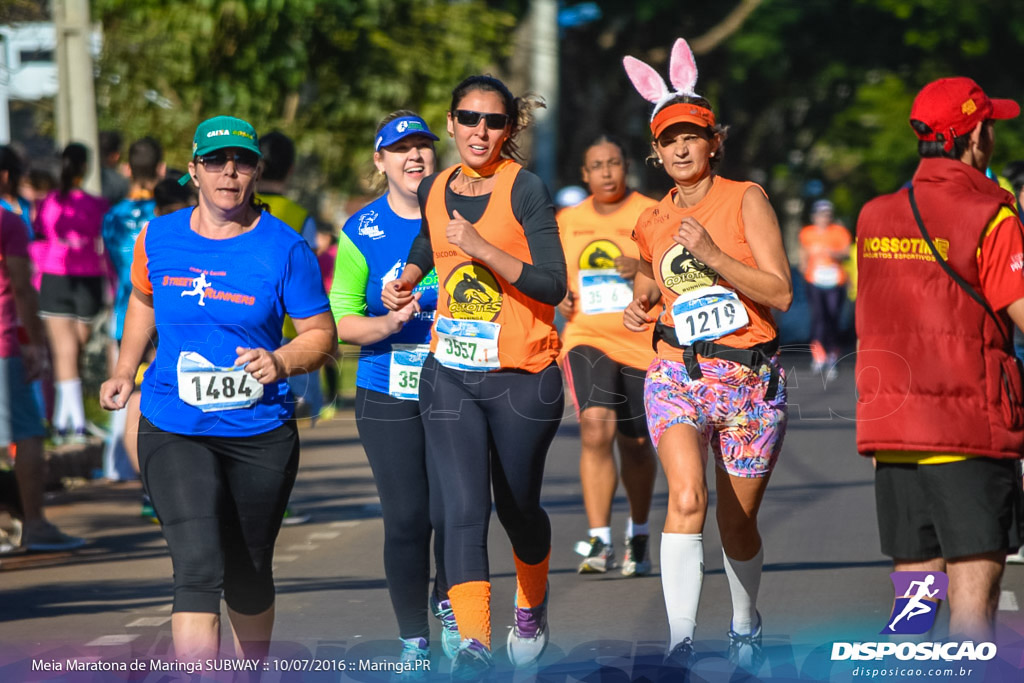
[{"left": 910, "top": 77, "right": 1019, "bottom": 150}]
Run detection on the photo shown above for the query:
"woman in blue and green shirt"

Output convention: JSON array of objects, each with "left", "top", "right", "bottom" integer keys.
[{"left": 328, "top": 111, "right": 457, "bottom": 671}]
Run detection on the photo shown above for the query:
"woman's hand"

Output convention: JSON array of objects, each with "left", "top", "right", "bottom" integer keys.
[
  {"left": 100, "top": 375, "right": 135, "bottom": 411},
  {"left": 672, "top": 217, "right": 722, "bottom": 266},
  {"left": 446, "top": 210, "right": 490, "bottom": 259},
  {"left": 557, "top": 291, "right": 575, "bottom": 321},
  {"left": 385, "top": 292, "right": 422, "bottom": 332},
  {"left": 382, "top": 278, "right": 416, "bottom": 311},
  {"left": 235, "top": 347, "right": 286, "bottom": 384},
  {"left": 624, "top": 294, "right": 655, "bottom": 332},
  {"left": 614, "top": 256, "right": 640, "bottom": 280}
]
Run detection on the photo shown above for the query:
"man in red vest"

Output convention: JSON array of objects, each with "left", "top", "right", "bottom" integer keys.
[{"left": 856, "top": 77, "right": 1024, "bottom": 642}]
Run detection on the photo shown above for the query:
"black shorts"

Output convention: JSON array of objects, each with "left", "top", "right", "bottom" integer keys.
[
  {"left": 38, "top": 274, "right": 103, "bottom": 321},
  {"left": 875, "top": 457, "right": 1024, "bottom": 560},
  {"left": 138, "top": 416, "right": 299, "bottom": 614},
  {"left": 563, "top": 344, "right": 648, "bottom": 439}
]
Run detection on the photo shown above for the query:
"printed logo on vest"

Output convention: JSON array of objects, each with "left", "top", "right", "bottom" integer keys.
[
  {"left": 444, "top": 262, "right": 502, "bottom": 321},
  {"left": 881, "top": 571, "right": 948, "bottom": 635},
  {"left": 579, "top": 239, "right": 622, "bottom": 269},
  {"left": 659, "top": 243, "right": 717, "bottom": 294}
]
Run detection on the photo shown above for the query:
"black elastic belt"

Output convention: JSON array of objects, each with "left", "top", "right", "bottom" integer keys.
[{"left": 653, "top": 321, "right": 782, "bottom": 401}]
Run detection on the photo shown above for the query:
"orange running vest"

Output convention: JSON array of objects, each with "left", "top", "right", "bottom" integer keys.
[
  {"left": 425, "top": 163, "right": 560, "bottom": 373},
  {"left": 559, "top": 192, "right": 658, "bottom": 370},
  {"left": 632, "top": 178, "right": 777, "bottom": 362}
]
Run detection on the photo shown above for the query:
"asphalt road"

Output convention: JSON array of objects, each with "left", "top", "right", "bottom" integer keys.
[{"left": 2, "top": 352, "right": 1023, "bottom": 682}]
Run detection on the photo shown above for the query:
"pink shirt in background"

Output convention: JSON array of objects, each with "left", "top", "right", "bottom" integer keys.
[
  {"left": 33, "top": 188, "right": 109, "bottom": 277},
  {"left": 0, "top": 208, "right": 30, "bottom": 358},
  {"left": 318, "top": 244, "right": 337, "bottom": 292}
]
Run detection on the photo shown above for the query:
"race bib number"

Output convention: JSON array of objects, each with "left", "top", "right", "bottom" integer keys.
[
  {"left": 176, "top": 351, "right": 263, "bottom": 412},
  {"left": 388, "top": 344, "right": 430, "bottom": 400},
  {"left": 810, "top": 263, "right": 842, "bottom": 287},
  {"left": 578, "top": 269, "right": 632, "bottom": 314},
  {"left": 434, "top": 316, "right": 500, "bottom": 371},
  {"left": 671, "top": 285, "right": 750, "bottom": 345}
]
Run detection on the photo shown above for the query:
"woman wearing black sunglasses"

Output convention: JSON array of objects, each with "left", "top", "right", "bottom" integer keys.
[
  {"left": 382, "top": 75, "right": 566, "bottom": 677},
  {"left": 100, "top": 115, "right": 337, "bottom": 663}
]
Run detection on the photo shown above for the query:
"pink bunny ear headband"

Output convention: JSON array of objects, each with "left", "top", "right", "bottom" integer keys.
[{"left": 623, "top": 38, "right": 715, "bottom": 138}]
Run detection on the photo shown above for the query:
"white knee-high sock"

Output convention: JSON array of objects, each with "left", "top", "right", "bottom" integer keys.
[
  {"left": 661, "top": 532, "right": 703, "bottom": 648},
  {"left": 722, "top": 545, "right": 764, "bottom": 634}
]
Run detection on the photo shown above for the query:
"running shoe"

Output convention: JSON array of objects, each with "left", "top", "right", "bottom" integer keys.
[
  {"left": 727, "top": 613, "right": 765, "bottom": 672},
  {"left": 281, "top": 506, "right": 311, "bottom": 526},
  {"left": 450, "top": 638, "right": 493, "bottom": 680},
  {"left": 506, "top": 586, "right": 548, "bottom": 667},
  {"left": 621, "top": 534, "right": 652, "bottom": 577},
  {"left": 141, "top": 495, "right": 159, "bottom": 524},
  {"left": 1007, "top": 548, "right": 1024, "bottom": 565},
  {"left": 430, "top": 595, "right": 461, "bottom": 659},
  {"left": 575, "top": 536, "right": 614, "bottom": 573},
  {"left": 663, "top": 637, "right": 695, "bottom": 670},
  {"left": 22, "top": 522, "right": 86, "bottom": 552},
  {"left": 391, "top": 637, "right": 430, "bottom": 681}
]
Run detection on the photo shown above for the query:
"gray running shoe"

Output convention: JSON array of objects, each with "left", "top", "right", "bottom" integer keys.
[
  {"left": 621, "top": 534, "right": 652, "bottom": 576},
  {"left": 575, "top": 536, "right": 614, "bottom": 573},
  {"left": 506, "top": 587, "right": 548, "bottom": 667},
  {"left": 727, "top": 613, "right": 765, "bottom": 672}
]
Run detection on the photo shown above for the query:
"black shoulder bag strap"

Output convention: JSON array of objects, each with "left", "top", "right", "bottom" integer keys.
[{"left": 907, "top": 185, "right": 1012, "bottom": 347}]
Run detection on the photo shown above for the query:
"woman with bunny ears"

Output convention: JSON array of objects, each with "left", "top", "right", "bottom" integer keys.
[{"left": 622, "top": 40, "right": 792, "bottom": 673}]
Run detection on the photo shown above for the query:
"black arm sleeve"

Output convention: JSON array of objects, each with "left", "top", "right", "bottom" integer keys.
[
  {"left": 508, "top": 171, "right": 567, "bottom": 305},
  {"left": 405, "top": 175, "right": 438, "bottom": 275}
]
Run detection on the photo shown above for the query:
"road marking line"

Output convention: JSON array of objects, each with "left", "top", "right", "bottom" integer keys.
[
  {"left": 87, "top": 635, "right": 139, "bottom": 646},
  {"left": 156, "top": 604, "right": 173, "bottom": 612},
  {"left": 308, "top": 532, "right": 340, "bottom": 540},
  {"left": 998, "top": 590, "right": 1018, "bottom": 611},
  {"left": 275, "top": 554, "right": 299, "bottom": 562},
  {"left": 285, "top": 544, "right": 319, "bottom": 552},
  {"left": 126, "top": 617, "right": 171, "bottom": 627},
  {"left": 330, "top": 521, "right": 359, "bottom": 528}
]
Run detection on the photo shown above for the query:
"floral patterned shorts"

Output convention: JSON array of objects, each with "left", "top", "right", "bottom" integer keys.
[{"left": 644, "top": 355, "right": 787, "bottom": 478}]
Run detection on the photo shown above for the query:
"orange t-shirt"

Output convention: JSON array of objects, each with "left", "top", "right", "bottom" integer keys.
[
  {"left": 799, "top": 223, "right": 852, "bottom": 287},
  {"left": 559, "top": 192, "right": 658, "bottom": 369},
  {"left": 424, "top": 163, "right": 560, "bottom": 373},
  {"left": 632, "top": 177, "right": 777, "bottom": 362}
]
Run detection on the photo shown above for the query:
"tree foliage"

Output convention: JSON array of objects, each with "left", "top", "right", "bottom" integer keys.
[
  {"left": 93, "top": 0, "right": 515, "bottom": 195},
  {"left": 557, "top": 0, "right": 1024, "bottom": 226}
]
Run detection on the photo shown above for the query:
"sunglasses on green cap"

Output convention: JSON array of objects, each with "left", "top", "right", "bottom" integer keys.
[{"left": 180, "top": 115, "right": 262, "bottom": 185}]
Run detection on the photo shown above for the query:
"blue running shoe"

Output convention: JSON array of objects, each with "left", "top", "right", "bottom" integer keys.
[
  {"left": 430, "top": 595, "right": 461, "bottom": 659},
  {"left": 727, "top": 613, "right": 765, "bottom": 672},
  {"left": 392, "top": 637, "right": 429, "bottom": 681},
  {"left": 450, "top": 638, "right": 493, "bottom": 680}
]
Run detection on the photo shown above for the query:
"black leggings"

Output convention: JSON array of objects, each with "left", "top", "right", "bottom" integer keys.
[
  {"left": 355, "top": 386, "right": 448, "bottom": 640},
  {"left": 806, "top": 283, "right": 847, "bottom": 354},
  {"left": 418, "top": 355, "right": 564, "bottom": 585},
  {"left": 138, "top": 416, "right": 299, "bottom": 615}
]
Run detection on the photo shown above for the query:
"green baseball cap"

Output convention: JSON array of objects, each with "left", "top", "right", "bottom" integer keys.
[{"left": 180, "top": 115, "right": 262, "bottom": 185}]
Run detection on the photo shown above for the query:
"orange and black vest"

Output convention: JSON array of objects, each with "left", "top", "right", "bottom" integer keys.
[
  {"left": 855, "top": 158, "right": 1024, "bottom": 460},
  {"left": 425, "top": 162, "right": 560, "bottom": 373}
]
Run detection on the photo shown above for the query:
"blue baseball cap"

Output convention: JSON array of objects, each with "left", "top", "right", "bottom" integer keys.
[{"left": 374, "top": 116, "right": 439, "bottom": 152}]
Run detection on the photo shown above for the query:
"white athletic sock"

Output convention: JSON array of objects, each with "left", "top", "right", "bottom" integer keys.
[
  {"left": 60, "top": 378, "right": 86, "bottom": 432},
  {"left": 722, "top": 545, "right": 764, "bottom": 634},
  {"left": 589, "top": 526, "right": 612, "bottom": 546},
  {"left": 661, "top": 532, "right": 703, "bottom": 648},
  {"left": 627, "top": 518, "right": 650, "bottom": 538},
  {"left": 53, "top": 380, "right": 71, "bottom": 432}
]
